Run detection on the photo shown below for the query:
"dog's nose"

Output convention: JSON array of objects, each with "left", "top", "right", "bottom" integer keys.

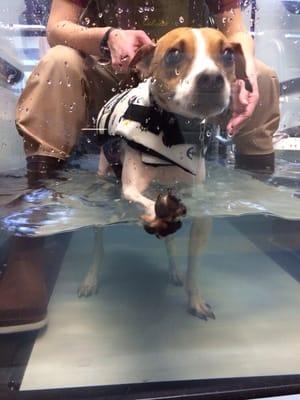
[{"left": 196, "top": 71, "right": 224, "bottom": 92}]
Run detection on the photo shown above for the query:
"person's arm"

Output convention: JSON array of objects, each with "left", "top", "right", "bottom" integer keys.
[
  {"left": 214, "top": 6, "right": 259, "bottom": 135},
  {"left": 46, "top": 0, "right": 152, "bottom": 72},
  {"left": 46, "top": 0, "right": 110, "bottom": 56}
]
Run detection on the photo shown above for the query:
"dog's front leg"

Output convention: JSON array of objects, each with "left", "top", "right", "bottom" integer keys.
[
  {"left": 122, "top": 145, "right": 156, "bottom": 218},
  {"left": 122, "top": 146, "right": 186, "bottom": 236},
  {"left": 186, "top": 217, "right": 215, "bottom": 320},
  {"left": 78, "top": 228, "right": 104, "bottom": 297}
]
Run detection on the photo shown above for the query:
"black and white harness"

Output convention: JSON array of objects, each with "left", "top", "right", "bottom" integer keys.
[{"left": 96, "top": 80, "right": 213, "bottom": 175}]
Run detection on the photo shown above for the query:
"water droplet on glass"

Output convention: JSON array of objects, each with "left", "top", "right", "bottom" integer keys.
[
  {"left": 47, "top": 79, "right": 52, "bottom": 85},
  {"left": 67, "top": 82, "right": 72, "bottom": 87},
  {"left": 138, "top": 7, "right": 144, "bottom": 13},
  {"left": 111, "top": 87, "right": 117, "bottom": 92},
  {"left": 98, "top": 12, "right": 103, "bottom": 18},
  {"left": 117, "top": 7, "right": 123, "bottom": 14},
  {"left": 84, "top": 17, "right": 90, "bottom": 25},
  {"left": 144, "top": 14, "right": 149, "bottom": 21},
  {"left": 179, "top": 16, "right": 184, "bottom": 23},
  {"left": 59, "top": 80, "right": 62, "bottom": 85}
]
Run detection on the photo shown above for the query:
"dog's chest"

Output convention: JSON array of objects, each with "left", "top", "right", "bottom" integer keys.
[{"left": 96, "top": 80, "right": 211, "bottom": 175}]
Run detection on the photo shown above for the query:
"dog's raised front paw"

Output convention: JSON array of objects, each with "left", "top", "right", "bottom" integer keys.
[
  {"left": 143, "top": 217, "right": 182, "bottom": 238},
  {"left": 142, "top": 193, "right": 186, "bottom": 238},
  {"left": 77, "top": 273, "right": 99, "bottom": 298},
  {"left": 188, "top": 295, "right": 215, "bottom": 321},
  {"left": 155, "top": 193, "right": 186, "bottom": 220}
]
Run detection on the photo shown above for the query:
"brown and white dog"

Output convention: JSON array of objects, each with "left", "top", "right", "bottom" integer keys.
[{"left": 78, "top": 27, "right": 252, "bottom": 320}]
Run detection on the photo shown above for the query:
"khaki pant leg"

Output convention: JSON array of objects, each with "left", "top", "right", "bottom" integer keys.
[
  {"left": 233, "top": 60, "right": 280, "bottom": 156},
  {"left": 15, "top": 45, "right": 119, "bottom": 160}
]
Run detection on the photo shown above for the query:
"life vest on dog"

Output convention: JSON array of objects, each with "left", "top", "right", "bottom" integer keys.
[{"left": 96, "top": 80, "right": 212, "bottom": 175}]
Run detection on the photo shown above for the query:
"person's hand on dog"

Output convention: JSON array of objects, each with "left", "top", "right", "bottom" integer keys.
[
  {"left": 227, "top": 64, "right": 259, "bottom": 136},
  {"left": 108, "top": 29, "right": 152, "bottom": 73}
]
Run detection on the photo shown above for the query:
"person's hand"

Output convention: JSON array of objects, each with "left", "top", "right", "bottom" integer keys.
[
  {"left": 108, "top": 29, "right": 152, "bottom": 73},
  {"left": 226, "top": 64, "right": 259, "bottom": 136}
]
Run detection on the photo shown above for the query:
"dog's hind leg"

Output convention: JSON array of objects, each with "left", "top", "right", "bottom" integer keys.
[
  {"left": 164, "top": 236, "right": 183, "bottom": 287},
  {"left": 186, "top": 216, "right": 215, "bottom": 320},
  {"left": 78, "top": 228, "right": 104, "bottom": 297}
]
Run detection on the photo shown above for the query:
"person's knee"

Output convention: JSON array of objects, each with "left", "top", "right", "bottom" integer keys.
[
  {"left": 39, "top": 45, "right": 85, "bottom": 75},
  {"left": 255, "top": 60, "right": 280, "bottom": 100},
  {"left": 233, "top": 60, "right": 280, "bottom": 157}
]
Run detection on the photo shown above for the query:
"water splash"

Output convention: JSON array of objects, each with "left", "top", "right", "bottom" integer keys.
[{"left": 0, "top": 158, "right": 300, "bottom": 237}]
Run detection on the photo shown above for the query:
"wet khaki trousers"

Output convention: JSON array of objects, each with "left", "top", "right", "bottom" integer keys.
[{"left": 16, "top": 45, "right": 280, "bottom": 159}]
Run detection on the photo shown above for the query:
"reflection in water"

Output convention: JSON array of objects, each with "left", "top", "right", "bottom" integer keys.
[{"left": 0, "top": 157, "right": 300, "bottom": 237}]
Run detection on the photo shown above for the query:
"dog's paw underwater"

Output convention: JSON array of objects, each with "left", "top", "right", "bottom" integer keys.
[{"left": 143, "top": 193, "right": 187, "bottom": 238}]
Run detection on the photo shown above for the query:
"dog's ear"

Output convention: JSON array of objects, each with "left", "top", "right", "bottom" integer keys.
[
  {"left": 129, "top": 43, "right": 156, "bottom": 77},
  {"left": 231, "top": 42, "right": 253, "bottom": 93}
]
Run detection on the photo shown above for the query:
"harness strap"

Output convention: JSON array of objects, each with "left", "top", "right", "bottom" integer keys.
[{"left": 123, "top": 102, "right": 209, "bottom": 148}]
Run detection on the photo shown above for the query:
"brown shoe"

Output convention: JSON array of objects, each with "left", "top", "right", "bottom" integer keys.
[{"left": 0, "top": 236, "right": 48, "bottom": 334}]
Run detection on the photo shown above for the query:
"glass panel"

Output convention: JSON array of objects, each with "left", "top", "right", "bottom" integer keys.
[{"left": 0, "top": 1, "right": 300, "bottom": 398}]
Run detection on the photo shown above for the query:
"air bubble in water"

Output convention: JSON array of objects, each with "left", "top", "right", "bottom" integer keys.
[
  {"left": 84, "top": 17, "right": 90, "bottom": 25},
  {"left": 179, "top": 16, "right": 184, "bottom": 23},
  {"left": 117, "top": 7, "right": 123, "bottom": 14},
  {"left": 138, "top": 7, "right": 144, "bottom": 13},
  {"left": 47, "top": 79, "right": 52, "bottom": 85}
]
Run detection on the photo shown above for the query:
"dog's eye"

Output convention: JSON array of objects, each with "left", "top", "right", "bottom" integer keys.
[
  {"left": 222, "top": 48, "right": 235, "bottom": 67},
  {"left": 164, "top": 48, "right": 184, "bottom": 68}
]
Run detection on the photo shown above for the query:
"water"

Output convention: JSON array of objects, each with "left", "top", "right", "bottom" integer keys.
[
  {"left": 1, "top": 155, "right": 300, "bottom": 389},
  {"left": 14, "top": 213, "right": 300, "bottom": 389},
  {"left": 1, "top": 155, "right": 300, "bottom": 237}
]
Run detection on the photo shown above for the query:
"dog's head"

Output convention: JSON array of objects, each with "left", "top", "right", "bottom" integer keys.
[{"left": 130, "top": 27, "right": 252, "bottom": 120}]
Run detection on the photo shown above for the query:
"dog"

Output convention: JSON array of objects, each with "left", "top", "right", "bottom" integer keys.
[{"left": 78, "top": 27, "right": 252, "bottom": 320}]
